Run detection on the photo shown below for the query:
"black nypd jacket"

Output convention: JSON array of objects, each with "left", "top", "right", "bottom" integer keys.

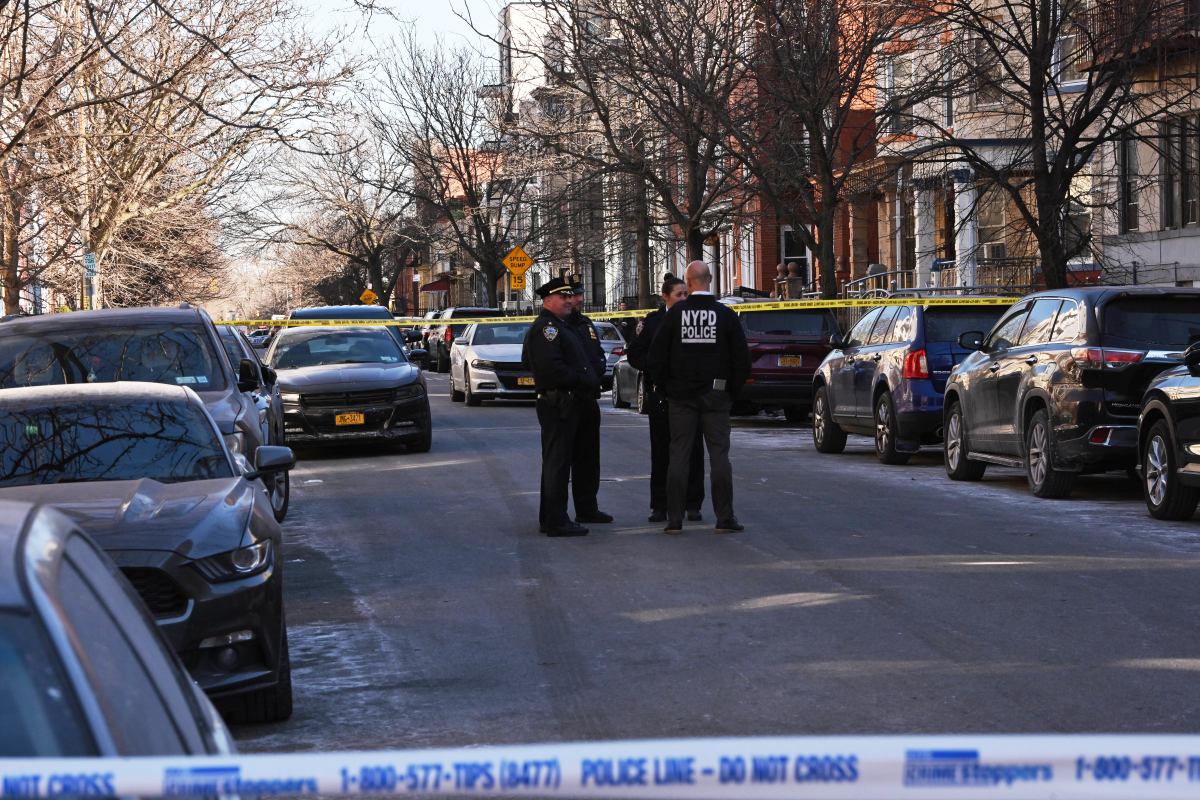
[
  {"left": 567, "top": 309, "right": 606, "bottom": 378},
  {"left": 522, "top": 310, "right": 600, "bottom": 393},
  {"left": 626, "top": 306, "right": 664, "bottom": 388},
  {"left": 645, "top": 294, "right": 751, "bottom": 401}
]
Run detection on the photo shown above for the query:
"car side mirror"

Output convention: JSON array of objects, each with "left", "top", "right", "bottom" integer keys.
[
  {"left": 830, "top": 332, "right": 847, "bottom": 349},
  {"left": 409, "top": 348, "right": 429, "bottom": 365},
  {"left": 958, "top": 331, "right": 985, "bottom": 351},
  {"left": 246, "top": 445, "right": 295, "bottom": 481},
  {"left": 260, "top": 365, "right": 277, "bottom": 386},
  {"left": 405, "top": 330, "right": 422, "bottom": 343},
  {"left": 454, "top": 337, "right": 469, "bottom": 346},
  {"left": 237, "top": 358, "right": 260, "bottom": 392},
  {"left": 1186, "top": 342, "right": 1200, "bottom": 377}
]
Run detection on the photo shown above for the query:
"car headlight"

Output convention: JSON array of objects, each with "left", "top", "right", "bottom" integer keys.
[
  {"left": 281, "top": 391, "right": 300, "bottom": 404},
  {"left": 471, "top": 359, "right": 497, "bottom": 369},
  {"left": 395, "top": 384, "right": 426, "bottom": 400},
  {"left": 194, "top": 539, "right": 273, "bottom": 582},
  {"left": 223, "top": 431, "right": 246, "bottom": 456}
]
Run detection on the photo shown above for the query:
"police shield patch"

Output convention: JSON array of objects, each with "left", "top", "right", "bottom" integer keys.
[{"left": 544, "top": 325, "right": 559, "bottom": 341}]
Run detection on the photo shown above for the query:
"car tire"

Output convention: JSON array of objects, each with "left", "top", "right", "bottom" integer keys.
[
  {"left": 635, "top": 374, "right": 649, "bottom": 415},
  {"left": 1025, "top": 408, "right": 1076, "bottom": 498},
  {"left": 465, "top": 368, "right": 481, "bottom": 407},
  {"left": 874, "top": 391, "right": 910, "bottom": 465},
  {"left": 783, "top": 405, "right": 809, "bottom": 424},
  {"left": 1143, "top": 419, "right": 1199, "bottom": 520},
  {"left": 812, "top": 386, "right": 847, "bottom": 454},
  {"left": 944, "top": 400, "right": 986, "bottom": 481},
  {"left": 269, "top": 469, "right": 289, "bottom": 523},
  {"left": 450, "top": 370, "right": 465, "bottom": 402},
  {"left": 612, "top": 374, "right": 631, "bottom": 408},
  {"left": 223, "top": 626, "right": 292, "bottom": 724}
]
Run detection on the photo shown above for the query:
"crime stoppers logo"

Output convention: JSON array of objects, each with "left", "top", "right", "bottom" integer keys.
[
  {"left": 163, "top": 765, "right": 318, "bottom": 796},
  {"left": 903, "top": 750, "right": 1053, "bottom": 788}
]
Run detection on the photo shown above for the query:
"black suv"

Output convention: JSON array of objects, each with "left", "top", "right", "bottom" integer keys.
[
  {"left": 1138, "top": 343, "right": 1200, "bottom": 519},
  {"left": 944, "top": 287, "right": 1200, "bottom": 498}
]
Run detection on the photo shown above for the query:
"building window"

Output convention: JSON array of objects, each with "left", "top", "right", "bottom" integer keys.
[
  {"left": 782, "top": 227, "right": 810, "bottom": 283},
  {"left": 1118, "top": 136, "right": 1140, "bottom": 234},
  {"left": 1054, "top": 0, "right": 1086, "bottom": 86},
  {"left": 941, "top": 51, "right": 954, "bottom": 128},
  {"left": 590, "top": 259, "right": 605, "bottom": 302},
  {"left": 970, "top": 38, "right": 1004, "bottom": 108},
  {"left": 882, "top": 57, "right": 913, "bottom": 135},
  {"left": 901, "top": 190, "right": 916, "bottom": 271},
  {"left": 977, "top": 188, "right": 1007, "bottom": 261}
]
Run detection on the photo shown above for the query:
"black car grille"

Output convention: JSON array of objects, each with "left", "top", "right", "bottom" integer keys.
[
  {"left": 492, "top": 361, "right": 526, "bottom": 371},
  {"left": 121, "top": 568, "right": 188, "bottom": 617},
  {"left": 302, "top": 389, "right": 396, "bottom": 407}
]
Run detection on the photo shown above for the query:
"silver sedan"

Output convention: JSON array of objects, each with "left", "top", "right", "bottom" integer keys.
[{"left": 448, "top": 321, "right": 535, "bottom": 406}]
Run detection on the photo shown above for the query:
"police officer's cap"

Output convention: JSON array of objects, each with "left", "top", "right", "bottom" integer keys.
[
  {"left": 535, "top": 277, "right": 575, "bottom": 298},
  {"left": 568, "top": 280, "right": 586, "bottom": 296}
]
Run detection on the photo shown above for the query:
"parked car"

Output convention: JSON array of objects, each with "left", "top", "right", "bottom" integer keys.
[
  {"left": 217, "top": 324, "right": 288, "bottom": 520},
  {"left": 944, "top": 287, "right": 1200, "bottom": 498},
  {"left": 611, "top": 353, "right": 647, "bottom": 412},
  {"left": 427, "top": 307, "right": 504, "bottom": 372},
  {"left": 0, "top": 305, "right": 284, "bottom": 513},
  {"left": 1137, "top": 343, "right": 1200, "bottom": 519},
  {"left": 286, "top": 305, "right": 426, "bottom": 364},
  {"left": 812, "top": 300, "right": 1010, "bottom": 463},
  {"left": 247, "top": 328, "right": 274, "bottom": 349},
  {"left": 448, "top": 321, "right": 535, "bottom": 405},
  {"left": 732, "top": 301, "right": 841, "bottom": 422},
  {"left": 266, "top": 325, "right": 432, "bottom": 451},
  {"left": 0, "top": 500, "right": 239, "bottom": 756},
  {"left": 594, "top": 321, "right": 626, "bottom": 390},
  {"left": 0, "top": 383, "right": 295, "bottom": 723},
  {"left": 419, "top": 310, "right": 442, "bottom": 353}
]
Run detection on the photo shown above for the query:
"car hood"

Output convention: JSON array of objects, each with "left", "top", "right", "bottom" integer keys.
[
  {"left": 196, "top": 385, "right": 241, "bottom": 427},
  {"left": 276, "top": 362, "right": 420, "bottom": 392},
  {"left": 470, "top": 344, "right": 524, "bottom": 361},
  {"left": 0, "top": 478, "right": 253, "bottom": 558}
]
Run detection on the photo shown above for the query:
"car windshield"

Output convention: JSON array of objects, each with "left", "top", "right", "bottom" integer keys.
[
  {"left": 270, "top": 330, "right": 403, "bottom": 369},
  {"left": 472, "top": 323, "right": 531, "bottom": 345},
  {"left": 0, "top": 398, "right": 233, "bottom": 487},
  {"left": 1101, "top": 296, "right": 1200, "bottom": 348},
  {"left": 0, "top": 325, "right": 226, "bottom": 391},
  {"left": 740, "top": 310, "right": 833, "bottom": 337},
  {"left": 924, "top": 307, "right": 1009, "bottom": 342},
  {"left": 0, "top": 613, "right": 92, "bottom": 756},
  {"left": 216, "top": 329, "right": 244, "bottom": 371},
  {"left": 596, "top": 325, "right": 622, "bottom": 341}
]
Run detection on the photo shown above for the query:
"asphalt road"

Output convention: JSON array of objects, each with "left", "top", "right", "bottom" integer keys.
[{"left": 233, "top": 372, "right": 1200, "bottom": 751}]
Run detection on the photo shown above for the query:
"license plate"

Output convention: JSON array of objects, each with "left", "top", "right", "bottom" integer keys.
[
  {"left": 335, "top": 412, "right": 365, "bottom": 426},
  {"left": 518, "top": 376, "right": 535, "bottom": 386},
  {"left": 779, "top": 355, "right": 803, "bottom": 367}
]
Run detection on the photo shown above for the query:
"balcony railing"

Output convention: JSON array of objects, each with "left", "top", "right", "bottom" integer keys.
[{"left": 1082, "top": 0, "right": 1200, "bottom": 66}]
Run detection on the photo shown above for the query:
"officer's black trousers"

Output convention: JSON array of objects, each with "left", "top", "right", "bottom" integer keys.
[
  {"left": 572, "top": 397, "right": 601, "bottom": 515},
  {"left": 648, "top": 395, "right": 704, "bottom": 512},
  {"left": 537, "top": 396, "right": 580, "bottom": 528},
  {"left": 667, "top": 391, "right": 734, "bottom": 523}
]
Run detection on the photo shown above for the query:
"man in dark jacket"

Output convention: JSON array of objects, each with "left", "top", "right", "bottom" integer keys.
[
  {"left": 646, "top": 261, "right": 751, "bottom": 533},
  {"left": 522, "top": 277, "right": 605, "bottom": 536},
  {"left": 563, "top": 281, "right": 612, "bottom": 525}
]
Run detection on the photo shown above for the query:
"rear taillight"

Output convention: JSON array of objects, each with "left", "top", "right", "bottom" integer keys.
[
  {"left": 1070, "top": 347, "right": 1146, "bottom": 370},
  {"left": 903, "top": 349, "right": 930, "bottom": 379},
  {"left": 444, "top": 328, "right": 454, "bottom": 343},
  {"left": 612, "top": 348, "right": 625, "bottom": 356}
]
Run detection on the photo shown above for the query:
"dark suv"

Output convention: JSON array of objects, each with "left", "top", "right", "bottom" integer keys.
[
  {"left": 944, "top": 287, "right": 1200, "bottom": 498},
  {"left": 427, "top": 307, "right": 503, "bottom": 372},
  {"left": 1137, "top": 343, "right": 1200, "bottom": 520},
  {"left": 812, "top": 300, "right": 1010, "bottom": 463},
  {"left": 733, "top": 302, "right": 839, "bottom": 422}
]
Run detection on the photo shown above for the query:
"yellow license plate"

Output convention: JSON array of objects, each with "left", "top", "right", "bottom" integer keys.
[
  {"left": 518, "top": 376, "right": 535, "bottom": 386},
  {"left": 335, "top": 412, "right": 365, "bottom": 426},
  {"left": 779, "top": 355, "right": 803, "bottom": 367}
]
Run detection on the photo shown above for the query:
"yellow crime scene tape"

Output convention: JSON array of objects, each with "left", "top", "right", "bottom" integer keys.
[{"left": 225, "top": 297, "right": 1017, "bottom": 330}]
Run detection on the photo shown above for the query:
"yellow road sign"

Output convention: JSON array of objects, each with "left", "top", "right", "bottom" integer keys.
[
  {"left": 503, "top": 246, "right": 533, "bottom": 275},
  {"left": 510, "top": 273, "right": 526, "bottom": 291},
  {"left": 359, "top": 288, "right": 378, "bottom": 305}
]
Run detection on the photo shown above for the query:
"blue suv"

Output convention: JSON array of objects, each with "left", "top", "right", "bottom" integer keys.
[{"left": 812, "top": 300, "right": 1010, "bottom": 463}]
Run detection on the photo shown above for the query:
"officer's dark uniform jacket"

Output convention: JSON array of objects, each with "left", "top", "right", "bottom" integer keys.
[
  {"left": 523, "top": 309, "right": 600, "bottom": 394},
  {"left": 625, "top": 305, "right": 665, "bottom": 390},
  {"left": 647, "top": 295, "right": 751, "bottom": 401},
  {"left": 568, "top": 309, "right": 606, "bottom": 388}
]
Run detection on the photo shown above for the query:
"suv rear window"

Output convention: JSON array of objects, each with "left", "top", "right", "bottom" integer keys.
[
  {"left": 1101, "top": 297, "right": 1200, "bottom": 348},
  {"left": 740, "top": 310, "right": 833, "bottom": 338},
  {"left": 923, "top": 307, "right": 1008, "bottom": 343}
]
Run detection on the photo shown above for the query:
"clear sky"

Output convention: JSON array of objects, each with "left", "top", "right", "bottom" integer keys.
[{"left": 297, "top": 0, "right": 499, "bottom": 51}]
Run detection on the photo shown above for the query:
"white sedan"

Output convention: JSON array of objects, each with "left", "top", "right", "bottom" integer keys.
[{"left": 448, "top": 321, "right": 535, "bottom": 406}]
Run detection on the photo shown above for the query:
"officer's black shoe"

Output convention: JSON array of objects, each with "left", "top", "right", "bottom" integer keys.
[
  {"left": 576, "top": 511, "right": 613, "bottom": 524},
  {"left": 663, "top": 520, "right": 683, "bottom": 535},
  {"left": 648, "top": 509, "right": 667, "bottom": 523},
  {"left": 686, "top": 509, "right": 703, "bottom": 522},
  {"left": 547, "top": 522, "right": 589, "bottom": 537},
  {"left": 715, "top": 517, "right": 744, "bottom": 533}
]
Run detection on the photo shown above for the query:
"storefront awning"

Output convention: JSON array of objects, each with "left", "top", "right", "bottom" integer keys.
[{"left": 419, "top": 277, "right": 451, "bottom": 293}]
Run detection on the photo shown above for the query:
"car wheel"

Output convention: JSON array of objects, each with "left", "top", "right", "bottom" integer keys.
[
  {"left": 465, "top": 368, "right": 481, "bottom": 407},
  {"left": 1143, "top": 419, "right": 1199, "bottom": 520},
  {"left": 874, "top": 392, "right": 910, "bottom": 465},
  {"left": 1025, "top": 408, "right": 1076, "bottom": 498},
  {"left": 450, "top": 369, "right": 465, "bottom": 402},
  {"left": 811, "top": 386, "right": 847, "bottom": 454},
  {"left": 944, "top": 400, "right": 986, "bottom": 481},
  {"left": 269, "top": 468, "right": 289, "bottom": 522},
  {"left": 222, "top": 626, "right": 292, "bottom": 724},
  {"left": 783, "top": 405, "right": 809, "bottom": 424},
  {"left": 612, "top": 373, "right": 631, "bottom": 408},
  {"left": 635, "top": 374, "right": 649, "bottom": 415}
]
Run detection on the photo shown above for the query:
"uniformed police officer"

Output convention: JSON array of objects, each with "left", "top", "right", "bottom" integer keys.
[
  {"left": 647, "top": 261, "right": 751, "bottom": 534},
  {"left": 564, "top": 281, "right": 612, "bottom": 526},
  {"left": 522, "top": 277, "right": 606, "bottom": 537},
  {"left": 626, "top": 273, "right": 705, "bottom": 523}
]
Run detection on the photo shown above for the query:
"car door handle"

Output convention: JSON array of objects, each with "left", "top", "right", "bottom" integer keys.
[
  {"left": 1024, "top": 355, "right": 1038, "bottom": 365},
  {"left": 989, "top": 363, "right": 1001, "bottom": 372}
]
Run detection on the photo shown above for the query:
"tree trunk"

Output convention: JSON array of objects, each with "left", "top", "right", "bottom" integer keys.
[
  {"left": 686, "top": 227, "right": 705, "bottom": 262},
  {"left": 635, "top": 188, "right": 652, "bottom": 309},
  {"left": 3, "top": 196, "right": 19, "bottom": 315},
  {"left": 481, "top": 264, "right": 500, "bottom": 307},
  {"left": 817, "top": 214, "right": 838, "bottom": 300}
]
